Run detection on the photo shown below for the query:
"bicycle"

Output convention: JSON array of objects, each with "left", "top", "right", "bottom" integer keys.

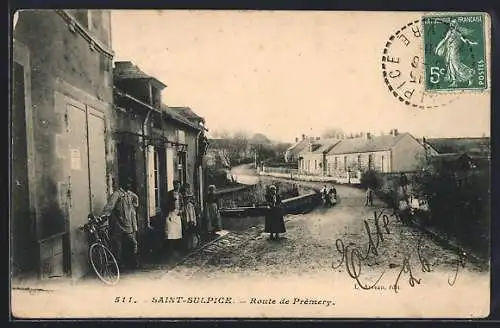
[{"left": 81, "top": 214, "right": 120, "bottom": 285}]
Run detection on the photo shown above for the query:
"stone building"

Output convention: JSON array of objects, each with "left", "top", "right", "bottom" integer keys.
[
  {"left": 113, "top": 61, "right": 207, "bottom": 250},
  {"left": 324, "top": 130, "right": 427, "bottom": 177},
  {"left": 297, "top": 130, "right": 428, "bottom": 179},
  {"left": 12, "top": 10, "right": 115, "bottom": 280}
]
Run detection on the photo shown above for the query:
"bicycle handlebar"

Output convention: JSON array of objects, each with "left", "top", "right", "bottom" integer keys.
[{"left": 82, "top": 214, "right": 110, "bottom": 231}]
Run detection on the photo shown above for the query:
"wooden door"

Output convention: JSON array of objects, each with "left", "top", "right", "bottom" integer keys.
[{"left": 65, "top": 101, "right": 91, "bottom": 280}]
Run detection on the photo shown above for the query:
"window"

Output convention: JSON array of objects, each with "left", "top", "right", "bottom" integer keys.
[
  {"left": 381, "top": 155, "right": 385, "bottom": 172},
  {"left": 368, "top": 154, "right": 374, "bottom": 170},
  {"left": 314, "top": 160, "right": 317, "bottom": 170},
  {"left": 151, "top": 86, "right": 161, "bottom": 108},
  {"left": 343, "top": 156, "right": 347, "bottom": 171},
  {"left": 177, "top": 151, "right": 187, "bottom": 186},
  {"left": 334, "top": 157, "right": 338, "bottom": 170},
  {"left": 357, "top": 155, "right": 362, "bottom": 170},
  {"left": 177, "top": 129, "right": 185, "bottom": 144}
]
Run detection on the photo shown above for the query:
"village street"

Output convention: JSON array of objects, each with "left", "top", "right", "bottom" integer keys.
[
  {"left": 11, "top": 168, "right": 490, "bottom": 318},
  {"left": 166, "top": 179, "right": 486, "bottom": 282}
]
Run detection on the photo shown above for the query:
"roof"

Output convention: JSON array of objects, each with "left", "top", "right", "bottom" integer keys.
[
  {"left": 312, "top": 138, "right": 342, "bottom": 154},
  {"left": 115, "top": 89, "right": 202, "bottom": 131},
  {"left": 429, "top": 153, "right": 479, "bottom": 170},
  {"left": 169, "top": 106, "right": 205, "bottom": 124},
  {"left": 286, "top": 139, "right": 310, "bottom": 156},
  {"left": 327, "top": 133, "right": 409, "bottom": 155},
  {"left": 424, "top": 137, "right": 490, "bottom": 156},
  {"left": 114, "top": 61, "right": 167, "bottom": 89},
  {"left": 160, "top": 104, "right": 203, "bottom": 131}
]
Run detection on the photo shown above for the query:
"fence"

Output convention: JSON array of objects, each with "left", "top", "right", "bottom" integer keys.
[{"left": 260, "top": 166, "right": 361, "bottom": 184}]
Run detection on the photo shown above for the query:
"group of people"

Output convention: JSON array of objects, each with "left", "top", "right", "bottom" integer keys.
[
  {"left": 320, "top": 185, "right": 337, "bottom": 207},
  {"left": 100, "top": 179, "right": 223, "bottom": 271}
]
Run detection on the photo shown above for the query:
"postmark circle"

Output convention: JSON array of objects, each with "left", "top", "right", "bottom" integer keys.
[{"left": 381, "top": 19, "right": 457, "bottom": 109}]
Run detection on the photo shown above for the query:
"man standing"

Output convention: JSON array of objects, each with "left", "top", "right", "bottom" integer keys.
[
  {"left": 365, "top": 187, "right": 374, "bottom": 207},
  {"left": 101, "top": 179, "right": 139, "bottom": 270}
]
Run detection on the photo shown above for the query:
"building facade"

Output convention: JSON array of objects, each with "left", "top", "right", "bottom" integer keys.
[
  {"left": 296, "top": 131, "right": 428, "bottom": 180},
  {"left": 12, "top": 10, "right": 115, "bottom": 280},
  {"left": 113, "top": 61, "right": 207, "bottom": 248},
  {"left": 325, "top": 132, "right": 427, "bottom": 177},
  {"left": 284, "top": 135, "right": 312, "bottom": 164},
  {"left": 298, "top": 138, "right": 340, "bottom": 176}
]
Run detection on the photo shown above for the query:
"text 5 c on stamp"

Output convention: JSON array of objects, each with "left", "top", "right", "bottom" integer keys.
[{"left": 423, "top": 14, "right": 487, "bottom": 91}]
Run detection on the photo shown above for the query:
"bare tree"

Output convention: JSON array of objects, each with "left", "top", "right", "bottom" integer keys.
[{"left": 211, "top": 129, "right": 230, "bottom": 139}]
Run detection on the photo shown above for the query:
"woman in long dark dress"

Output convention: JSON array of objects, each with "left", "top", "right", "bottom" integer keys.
[
  {"left": 264, "top": 185, "right": 286, "bottom": 240},
  {"left": 205, "top": 185, "right": 222, "bottom": 236}
]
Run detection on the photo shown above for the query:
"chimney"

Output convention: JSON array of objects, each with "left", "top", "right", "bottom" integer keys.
[
  {"left": 302, "top": 134, "right": 306, "bottom": 140},
  {"left": 114, "top": 61, "right": 134, "bottom": 70},
  {"left": 389, "top": 129, "right": 394, "bottom": 136},
  {"left": 366, "top": 132, "right": 372, "bottom": 139},
  {"left": 316, "top": 136, "right": 320, "bottom": 141},
  {"left": 393, "top": 129, "right": 399, "bottom": 136},
  {"left": 295, "top": 137, "right": 299, "bottom": 143}
]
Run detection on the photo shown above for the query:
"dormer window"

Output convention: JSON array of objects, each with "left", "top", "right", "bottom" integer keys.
[{"left": 151, "top": 85, "right": 161, "bottom": 108}]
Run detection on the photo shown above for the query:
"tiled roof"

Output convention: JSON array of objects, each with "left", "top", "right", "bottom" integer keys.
[
  {"left": 160, "top": 104, "right": 202, "bottom": 130},
  {"left": 169, "top": 106, "right": 205, "bottom": 123},
  {"left": 312, "top": 138, "right": 342, "bottom": 154},
  {"left": 114, "top": 61, "right": 167, "bottom": 88},
  {"left": 326, "top": 133, "right": 409, "bottom": 155},
  {"left": 425, "top": 137, "right": 490, "bottom": 156},
  {"left": 286, "top": 139, "right": 310, "bottom": 155}
]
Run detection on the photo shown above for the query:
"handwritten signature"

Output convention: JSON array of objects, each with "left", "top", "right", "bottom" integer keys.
[{"left": 332, "top": 209, "right": 467, "bottom": 292}]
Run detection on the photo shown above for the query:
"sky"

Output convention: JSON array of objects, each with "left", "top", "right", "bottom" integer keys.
[{"left": 111, "top": 10, "right": 490, "bottom": 143}]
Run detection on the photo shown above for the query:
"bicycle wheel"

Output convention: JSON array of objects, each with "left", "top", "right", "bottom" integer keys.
[{"left": 89, "top": 243, "right": 120, "bottom": 285}]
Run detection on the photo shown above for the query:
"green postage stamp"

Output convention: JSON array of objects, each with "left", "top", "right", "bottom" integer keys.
[{"left": 423, "top": 13, "right": 487, "bottom": 91}]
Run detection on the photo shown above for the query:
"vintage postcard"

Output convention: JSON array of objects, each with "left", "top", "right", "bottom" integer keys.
[{"left": 11, "top": 10, "right": 491, "bottom": 319}]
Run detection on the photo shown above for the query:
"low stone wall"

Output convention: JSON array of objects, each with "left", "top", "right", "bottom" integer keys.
[
  {"left": 220, "top": 191, "right": 321, "bottom": 232},
  {"left": 217, "top": 180, "right": 311, "bottom": 209},
  {"left": 282, "top": 192, "right": 322, "bottom": 214},
  {"left": 259, "top": 171, "right": 360, "bottom": 184}
]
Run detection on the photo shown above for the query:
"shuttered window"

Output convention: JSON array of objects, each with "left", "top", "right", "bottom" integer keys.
[
  {"left": 146, "top": 145, "right": 156, "bottom": 217},
  {"left": 166, "top": 147, "right": 174, "bottom": 192}
]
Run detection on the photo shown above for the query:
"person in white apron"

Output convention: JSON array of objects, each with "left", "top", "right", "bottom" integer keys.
[{"left": 165, "top": 181, "right": 183, "bottom": 256}]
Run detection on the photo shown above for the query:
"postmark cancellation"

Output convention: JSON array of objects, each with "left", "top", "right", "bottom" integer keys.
[{"left": 381, "top": 13, "right": 489, "bottom": 110}]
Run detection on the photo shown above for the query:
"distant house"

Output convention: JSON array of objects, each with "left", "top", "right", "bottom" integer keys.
[
  {"left": 423, "top": 137, "right": 490, "bottom": 157},
  {"left": 422, "top": 137, "right": 490, "bottom": 170},
  {"left": 299, "top": 138, "right": 341, "bottom": 175},
  {"left": 284, "top": 135, "right": 312, "bottom": 163},
  {"left": 324, "top": 130, "right": 427, "bottom": 177}
]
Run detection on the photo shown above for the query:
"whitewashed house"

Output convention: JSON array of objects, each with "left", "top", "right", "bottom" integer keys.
[{"left": 325, "top": 130, "right": 427, "bottom": 180}]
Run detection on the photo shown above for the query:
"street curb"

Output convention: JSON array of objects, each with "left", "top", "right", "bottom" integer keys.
[{"left": 172, "top": 231, "right": 229, "bottom": 267}]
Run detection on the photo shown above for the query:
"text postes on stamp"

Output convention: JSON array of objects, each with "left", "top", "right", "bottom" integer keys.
[
  {"left": 382, "top": 20, "right": 457, "bottom": 109},
  {"left": 423, "top": 14, "right": 487, "bottom": 92}
]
